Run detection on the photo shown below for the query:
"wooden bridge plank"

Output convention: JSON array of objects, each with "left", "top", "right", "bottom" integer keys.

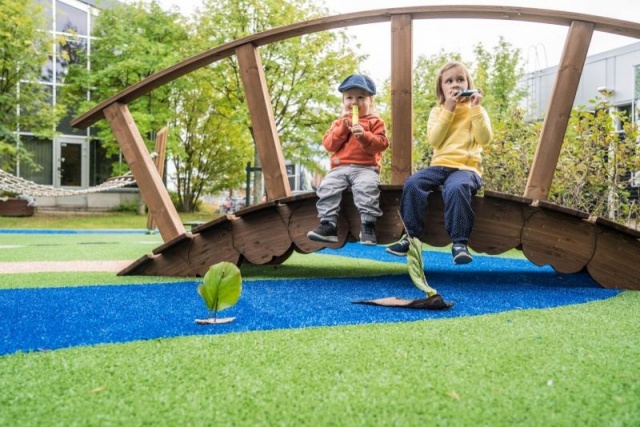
[
  {"left": 188, "top": 223, "right": 241, "bottom": 276},
  {"left": 468, "top": 191, "right": 529, "bottom": 255},
  {"left": 281, "top": 196, "right": 349, "bottom": 253},
  {"left": 71, "top": 7, "right": 640, "bottom": 130},
  {"left": 104, "top": 103, "right": 184, "bottom": 243},
  {"left": 521, "top": 209, "right": 596, "bottom": 274},
  {"left": 236, "top": 43, "right": 291, "bottom": 200},
  {"left": 524, "top": 20, "right": 594, "bottom": 200},
  {"left": 230, "top": 206, "right": 293, "bottom": 264},
  {"left": 390, "top": 14, "right": 413, "bottom": 184},
  {"left": 587, "top": 223, "right": 640, "bottom": 290}
]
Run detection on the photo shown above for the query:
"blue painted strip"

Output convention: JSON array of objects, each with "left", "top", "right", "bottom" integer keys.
[
  {"left": 0, "top": 247, "right": 619, "bottom": 355},
  {"left": 0, "top": 229, "right": 150, "bottom": 235}
]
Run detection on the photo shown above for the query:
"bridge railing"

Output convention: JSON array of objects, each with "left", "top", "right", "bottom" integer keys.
[{"left": 71, "top": 6, "right": 640, "bottom": 243}]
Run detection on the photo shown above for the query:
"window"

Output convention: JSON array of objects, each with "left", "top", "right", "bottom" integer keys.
[
  {"left": 56, "top": 0, "right": 88, "bottom": 35},
  {"left": 19, "top": 135, "right": 54, "bottom": 185}
]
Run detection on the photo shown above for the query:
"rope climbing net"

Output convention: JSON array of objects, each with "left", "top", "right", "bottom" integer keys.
[{"left": 0, "top": 169, "right": 136, "bottom": 198}]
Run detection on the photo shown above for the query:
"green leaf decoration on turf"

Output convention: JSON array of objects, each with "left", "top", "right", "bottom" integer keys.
[
  {"left": 406, "top": 236, "right": 438, "bottom": 297},
  {"left": 197, "top": 262, "right": 242, "bottom": 318}
]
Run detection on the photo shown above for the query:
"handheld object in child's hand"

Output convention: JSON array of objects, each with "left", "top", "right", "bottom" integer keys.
[
  {"left": 352, "top": 105, "right": 359, "bottom": 123},
  {"left": 457, "top": 89, "right": 479, "bottom": 97}
]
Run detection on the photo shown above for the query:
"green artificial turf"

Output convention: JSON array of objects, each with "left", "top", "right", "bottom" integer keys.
[
  {"left": 1, "top": 292, "right": 638, "bottom": 426},
  {"left": 1, "top": 229, "right": 638, "bottom": 425},
  {"left": 0, "top": 233, "right": 164, "bottom": 262}
]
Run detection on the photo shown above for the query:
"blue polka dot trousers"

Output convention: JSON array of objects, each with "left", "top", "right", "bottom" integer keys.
[{"left": 400, "top": 166, "right": 483, "bottom": 244}]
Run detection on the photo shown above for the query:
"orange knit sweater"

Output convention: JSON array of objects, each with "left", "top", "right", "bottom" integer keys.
[{"left": 322, "top": 113, "right": 389, "bottom": 170}]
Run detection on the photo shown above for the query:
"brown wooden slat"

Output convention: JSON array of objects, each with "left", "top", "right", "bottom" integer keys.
[
  {"left": 117, "top": 254, "right": 156, "bottom": 276},
  {"left": 390, "top": 14, "right": 413, "bottom": 184},
  {"left": 536, "top": 199, "right": 590, "bottom": 219},
  {"left": 187, "top": 223, "right": 241, "bottom": 276},
  {"left": 587, "top": 223, "right": 640, "bottom": 290},
  {"left": 152, "top": 233, "right": 193, "bottom": 255},
  {"left": 521, "top": 209, "right": 596, "bottom": 274},
  {"left": 146, "top": 127, "right": 168, "bottom": 231},
  {"left": 282, "top": 195, "right": 350, "bottom": 253},
  {"left": 524, "top": 20, "right": 594, "bottom": 200},
  {"left": 104, "top": 103, "right": 184, "bottom": 242},
  {"left": 230, "top": 205, "right": 293, "bottom": 264},
  {"left": 468, "top": 192, "right": 529, "bottom": 255},
  {"left": 72, "top": 7, "right": 640, "bottom": 129},
  {"left": 593, "top": 216, "right": 640, "bottom": 239},
  {"left": 236, "top": 44, "right": 290, "bottom": 200},
  {"left": 377, "top": 185, "right": 404, "bottom": 244}
]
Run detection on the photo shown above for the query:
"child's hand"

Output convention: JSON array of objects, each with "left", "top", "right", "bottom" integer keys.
[
  {"left": 444, "top": 90, "right": 459, "bottom": 111},
  {"left": 469, "top": 90, "right": 483, "bottom": 107},
  {"left": 350, "top": 123, "right": 365, "bottom": 139},
  {"left": 340, "top": 114, "right": 351, "bottom": 132}
]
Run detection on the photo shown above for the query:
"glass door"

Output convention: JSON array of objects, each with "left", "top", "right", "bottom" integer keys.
[{"left": 55, "top": 138, "right": 86, "bottom": 188}]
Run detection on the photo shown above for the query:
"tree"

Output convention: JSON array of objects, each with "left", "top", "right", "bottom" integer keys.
[
  {"left": 0, "top": 0, "right": 62, "bottom": 172},
  {"left": 551, "top": 97, "right": 640, "bottom": 220},
  {"left": 191, "top": 0, "right": 363, "bottom": 203},
  {"left": 63, "top": 0, "right": 189, "bottom": 175},
  {"left": 64, "top": 0, "right": 363, "bottom": 211}
]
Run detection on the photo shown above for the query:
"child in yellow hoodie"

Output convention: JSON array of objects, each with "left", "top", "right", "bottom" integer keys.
[{"left": 387, "top": 61, "right": 492, "bottom": 263}]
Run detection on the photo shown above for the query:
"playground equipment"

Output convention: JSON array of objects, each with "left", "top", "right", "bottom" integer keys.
[{"left": 71, "top": 5, "right": 640, "bottom": 290}]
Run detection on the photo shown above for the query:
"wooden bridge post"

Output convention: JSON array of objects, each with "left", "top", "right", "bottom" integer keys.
[
  {"left": 390, "top": 14, "right": 414, "bottom": 184},
  {"left": 104, "top": 103, "right": 184, "bottom": 242},
  {"left": 236, "top": 43, "right": 291, "bottom": 201},
  {"left": 146, "top": 127, "right": 168, "bottom": 232},
  {"left": 524, "top": 21, "right": 595, "bottom": 200}
]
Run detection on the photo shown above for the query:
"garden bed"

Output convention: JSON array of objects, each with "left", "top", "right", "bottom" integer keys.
[{"left": 0, "top": 198, "right": 35, "bottom": 217}]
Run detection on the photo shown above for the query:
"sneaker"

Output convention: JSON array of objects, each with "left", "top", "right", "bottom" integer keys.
[
  {"left": 359, "top": 222, "right": 377, "bottom": 245},
  {"left": 386, "top": 236, "right": 410, "bottom": 256},
  {"left": 452, "top": 243, "right": 473, "bottom": 264},
  {"left": 307, "top": 221, "right": 338, "bottom": 243}
]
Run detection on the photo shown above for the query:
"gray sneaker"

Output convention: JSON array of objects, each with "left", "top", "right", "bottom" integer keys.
[
  {"left": 307, "top": 221, "right": 338, "bottom": 243},
  {"left": 359, "top": 222, "right": 377, "bottom": 245}
]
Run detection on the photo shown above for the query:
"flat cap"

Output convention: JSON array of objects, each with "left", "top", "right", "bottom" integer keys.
[{"left": 338, "top": 74, "right": 376, "bottom": 95}]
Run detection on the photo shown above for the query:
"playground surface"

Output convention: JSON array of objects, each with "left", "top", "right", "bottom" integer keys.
[{"left": 1, "top": 230, "right": 638, "bottom": 426}]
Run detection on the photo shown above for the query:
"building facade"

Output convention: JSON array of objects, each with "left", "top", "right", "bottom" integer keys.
[
  {"left": 14, "top": 0, "right": 137, "bottom": 211},
  {"left": 522, "top": 41, "right": 640, "bottom": 126},
  {"left": 521, "top": 40, "right": 640, "bottom": 194}
]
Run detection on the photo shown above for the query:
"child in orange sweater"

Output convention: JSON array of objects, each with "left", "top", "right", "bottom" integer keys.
[{"left": 307, "top": 74, "right": 389, "bottom": 245}]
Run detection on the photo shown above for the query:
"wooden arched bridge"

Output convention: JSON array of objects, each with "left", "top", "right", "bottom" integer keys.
[{"left": 71, "top": 5, "right": 640, "bottom": 290}]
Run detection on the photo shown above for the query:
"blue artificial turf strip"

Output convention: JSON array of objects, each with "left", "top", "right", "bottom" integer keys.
[{"left": 0, "top": 244, "right": 620, "bottom": 355}]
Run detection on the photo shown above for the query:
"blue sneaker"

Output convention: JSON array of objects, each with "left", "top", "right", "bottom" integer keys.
[
  {"left": 386, "top": 236, "right": 410, "bottom": 256},
  {"left": 452, "top": 243, "right": 472, "bottom": 264}
]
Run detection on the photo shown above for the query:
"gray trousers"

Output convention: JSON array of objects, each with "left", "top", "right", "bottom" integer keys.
[{"left": 315, "top": 165, "right": 382, "bottom": 225}]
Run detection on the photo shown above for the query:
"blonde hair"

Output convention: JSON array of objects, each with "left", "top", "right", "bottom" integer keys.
[{"left": 435, "top": 61, "right": 476, "bottom": 105}]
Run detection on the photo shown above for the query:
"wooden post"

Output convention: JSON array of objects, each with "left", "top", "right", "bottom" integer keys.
[
  {"left": 390, "top": 14, "right": 414, "bottom": 185},
  {"left": 104, "top": 103, "right": 184, "bottom": 242},
  {"left": 236, "top": 43, "right": 291, "bottom": 201},
  {"left": 146, "top": 127, "right": 168, "bottom": 232},
  {"left": 524, "top": 21, "right": 594, "bottom": 200}
]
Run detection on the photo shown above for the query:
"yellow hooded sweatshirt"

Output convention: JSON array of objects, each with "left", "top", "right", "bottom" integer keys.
[{"left": 426, "top": 103, "right": 492, "bottom": 177}]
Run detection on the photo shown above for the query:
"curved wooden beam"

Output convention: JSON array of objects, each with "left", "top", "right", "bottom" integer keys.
[{"left": 71, "top": 5, "right": 640, "bottom": 129}]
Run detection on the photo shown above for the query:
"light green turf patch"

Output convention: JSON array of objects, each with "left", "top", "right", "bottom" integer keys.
[
  {"left": 240, "top": 252, "right": 407, "bottom": 279},
  {"left": 0, "top": 233, "right": 163, "bottom": 262},
  {"left": 0, "top": 272, "right": 189, "bottom": 289},
  {"left": 0, "top": 253, "right": 406, "bottom": 289},
  {"left": 1, "top": 292, "right": 638, "bottom": 426}
]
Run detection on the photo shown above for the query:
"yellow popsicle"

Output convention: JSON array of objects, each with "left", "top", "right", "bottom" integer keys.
[{"left": 352, "top": 105, "right": 359, "bottom": 124}]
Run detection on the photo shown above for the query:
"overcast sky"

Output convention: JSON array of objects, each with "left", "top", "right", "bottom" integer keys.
[{"left": 156, "top": 0, "right": 640, "bottom": 83}]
